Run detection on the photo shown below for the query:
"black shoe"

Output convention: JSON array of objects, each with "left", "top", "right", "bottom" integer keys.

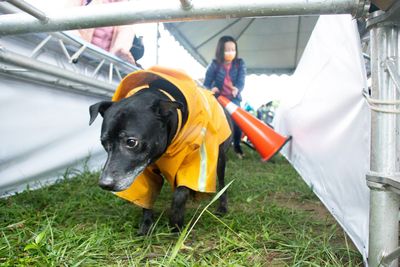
[{"left": 234, "top": 146, "right": 243, "bottom": 155}]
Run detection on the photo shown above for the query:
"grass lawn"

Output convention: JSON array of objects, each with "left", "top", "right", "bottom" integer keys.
[{"left": 0, "top": 146, "right": 363, "bottom": 266}]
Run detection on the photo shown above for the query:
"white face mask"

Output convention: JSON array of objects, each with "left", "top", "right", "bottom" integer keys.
[{"left": 224, "top": 51, "right": 236, "bottom": 62}]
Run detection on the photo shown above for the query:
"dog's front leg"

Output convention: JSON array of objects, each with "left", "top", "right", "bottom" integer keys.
[
  {"left": 170, "top": 186, "right": 190, "bottom": 232},
  {"left": 137, "top": 208, "right": 154, "bottom": 235},
  {"left": 216, "top": 145, "right": 228, "bottom": 215}
]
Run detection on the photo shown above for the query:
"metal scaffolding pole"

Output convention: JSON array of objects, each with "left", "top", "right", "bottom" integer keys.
[
  {"left": 4, "top": 0, "right": 48, "bottom": 22},
  {"left": 0, "top": 0, "right": 368, "bottom": 35},
  {"left": 0, "top": 65, "right": 112, "bottom": 98},
  {"left": 0, "top": 46, "right": 116, "bottom": 93},
  {"left": 366, "top": 3, "right": 400, "bottom": 266}
]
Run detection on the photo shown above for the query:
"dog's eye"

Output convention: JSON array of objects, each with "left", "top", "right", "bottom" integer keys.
[{"left": 126, "top": 138, "right": 138, "bottom": 148}]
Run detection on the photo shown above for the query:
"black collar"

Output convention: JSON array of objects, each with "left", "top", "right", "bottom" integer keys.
[{"left": 149, "top": 79, "right": 188, "bottom": 127}]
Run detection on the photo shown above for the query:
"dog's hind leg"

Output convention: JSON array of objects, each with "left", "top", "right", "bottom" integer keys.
[
  {"left": 170, "top": 186, "right": 190, "bottom": 232},
  {"left": 137, "top": 208, "right": 154, "bottom": 235},
  {"left": 216, "top": 143, "right": 228, "bottom": 215}
]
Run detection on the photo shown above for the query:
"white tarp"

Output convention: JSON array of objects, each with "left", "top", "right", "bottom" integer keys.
[
  {"left": 0, "top": 77, "right": 106, "bottom": 196},
  {"left": 0, "top": 32, "right": 110, "bottom": 196},
  {"left": 274, "top": 15, "right": 370, "bottom": 262}
]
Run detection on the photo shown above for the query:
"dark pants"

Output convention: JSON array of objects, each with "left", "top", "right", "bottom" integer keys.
[
  {"left": 214, "top": 94, "right": 243, "bottom": 154},
  {"left": 231, "top": 98, "right": 243, "bottom": 155},
  {"left": 233, "top": 122, "right": 243, "bottom": 154}
]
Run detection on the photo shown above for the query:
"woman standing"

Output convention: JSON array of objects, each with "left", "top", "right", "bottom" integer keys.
[{"left": 204, "top": 36, "right": 247, "bottom": 159}]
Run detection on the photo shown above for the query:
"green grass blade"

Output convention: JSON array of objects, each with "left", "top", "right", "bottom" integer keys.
[{"left": 168, "top": 180, "right": 234, "bottom": 263}]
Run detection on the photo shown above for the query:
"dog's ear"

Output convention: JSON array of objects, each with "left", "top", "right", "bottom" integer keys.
[
  {"left": 89, "top": 101, "right": 113, "bottom": 125},
  {"left": 152, "top": 99, "right": 183, "bottom": 118}
]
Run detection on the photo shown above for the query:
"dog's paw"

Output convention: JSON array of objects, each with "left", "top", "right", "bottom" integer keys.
[
  {"left": 137, "top": 220, "right": 153, "bottom": 236},
  {"left": 137, "top": 208, "right": 154, "bottom": 236},
  {"left": 216, "top": 205, "right": 228, "bottom": 216},
  {"left": 137, "top": 224, "right": 150, "bottom": 236},
  {"left": 169, "top": 221, "right": 184, "bottom": 233},
  {"left": 171, "top": 225, "right": 181, "bottom": 233}
]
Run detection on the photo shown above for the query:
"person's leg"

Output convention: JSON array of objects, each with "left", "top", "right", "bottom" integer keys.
[
  {"left": 231, "top": 99, "right": 243, "bottom": 157},
  {"left": 233, "top": 122, "right": 243, "bottom": 156}
]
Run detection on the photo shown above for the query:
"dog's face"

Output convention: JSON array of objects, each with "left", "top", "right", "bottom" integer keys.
[{"left": 89, "top": 92, "right": 182, "bottom": 192}]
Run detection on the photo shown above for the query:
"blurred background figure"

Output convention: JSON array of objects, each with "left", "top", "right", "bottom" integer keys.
[
  {"left": 203, "top": 35, "right": 247, "bottom": 159},
  {"left": 257, "top": 101, "right": 275, "bottom": 128},
  {"left": 243, "top": 102, "right": 255, "bottom": 115},
  {"left": 130, "top": 35, "right": 144, "bottom": 67},
  {"left": 69, "top": 0, "right": 138, "bottom": 65}
]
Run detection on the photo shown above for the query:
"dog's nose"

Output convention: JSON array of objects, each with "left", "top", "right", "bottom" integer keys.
[{"left": 99, "top": 177, "right": 115, "bottom": 190}]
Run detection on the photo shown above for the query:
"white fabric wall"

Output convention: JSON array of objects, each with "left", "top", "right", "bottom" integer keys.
[
  {"left": 0, "top": 77, "right": 106, "bottom": 196},
  {"left": 0, "top": 31, "right": 125, "bottom": 197},
  {"left": 274, "top": 15, "right": 370, "bottom": 262}
]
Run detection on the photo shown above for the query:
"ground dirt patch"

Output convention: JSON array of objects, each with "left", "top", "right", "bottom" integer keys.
[{"left": 271, "top": 192, "right": 334, "bottom": 223}]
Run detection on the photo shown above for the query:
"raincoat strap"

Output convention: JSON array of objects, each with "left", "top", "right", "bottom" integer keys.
[{"left": 158, "top": 89, "right": 182, "bottom": 142}]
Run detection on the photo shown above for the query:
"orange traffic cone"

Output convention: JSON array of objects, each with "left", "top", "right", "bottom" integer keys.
[{"left": 218, "top": 95, "right": 291, "bottom": 161}]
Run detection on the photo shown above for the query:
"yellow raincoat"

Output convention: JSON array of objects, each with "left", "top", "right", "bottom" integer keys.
[{"left": 112, "top": 66, "right": 231, "bottom": 209}]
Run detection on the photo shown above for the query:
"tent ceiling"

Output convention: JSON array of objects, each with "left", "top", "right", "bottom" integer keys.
[{"left": 164, "top": 16, "right": 319, "bottom": 75}]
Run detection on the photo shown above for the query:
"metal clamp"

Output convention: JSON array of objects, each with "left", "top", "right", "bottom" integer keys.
[
  {"left": 366, "top": 0, "right": 400, "bottom": 29},
  {"left": 367, "top": 171, "right": 400, "bottom": 194},
  {"left": 380, "top": 247, "right": 400, "bottom": 267}
]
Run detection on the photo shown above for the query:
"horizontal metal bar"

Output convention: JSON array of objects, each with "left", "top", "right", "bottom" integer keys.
[
  {"left": 5, "top": 0, "right": 48, "bottom": 22},
  {"left": 0, "top": 1, "right": 137, "bottom": 71},
  {"left": 0, "top": 46, "right": 117, "bottom": 92},
  {"left": 0, "top": 0, "right": 369, "bottom": 35},
  {"left": 50, "top": 32, "right": 137, "bottom": 73},
  {"left": 0, "top": 63, "right": 112, "bottom": 98}
]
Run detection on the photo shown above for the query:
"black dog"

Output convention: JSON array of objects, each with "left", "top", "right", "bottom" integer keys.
[{"left": 89, "top": 69, "right": 232, "bottom": 235}]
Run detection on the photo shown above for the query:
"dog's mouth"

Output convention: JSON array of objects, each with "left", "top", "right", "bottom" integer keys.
[{"left": 111, "top": 160, "right": 150, "bottom": 192}]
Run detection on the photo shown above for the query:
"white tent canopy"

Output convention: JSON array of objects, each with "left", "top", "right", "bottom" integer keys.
[{"left": 164, "top": 16, "right": 318, "bottom": 75}]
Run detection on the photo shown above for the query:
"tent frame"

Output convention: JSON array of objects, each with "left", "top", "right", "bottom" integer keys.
[
  {"left": 0, "top": 3, "right": 139, "bottom": 97},
  {"left": 366, "top": 2, "right": 400, "bottom": 266},
  {"left": 1, "top": 0, "right": 400, "bottom": 266},
  {"left": 0, "top": 0, "right": 368, "bottom": 35},
  {"left": 0, "top": 31, "right": 136, "bottom": 97}
]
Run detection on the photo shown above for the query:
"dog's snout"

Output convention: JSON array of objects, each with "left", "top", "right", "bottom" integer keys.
[{"left": 99, "top": 177, "right": 115, "bottom": 191}]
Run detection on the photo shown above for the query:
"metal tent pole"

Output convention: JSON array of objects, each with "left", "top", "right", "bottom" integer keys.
[
  {"left": 4, "top": 0, "right": 48, "bottom": 22},
  {"left": 0, "top": 0, "right": 369, "bottom": 35},
  {"left": 0, "top": 46, "right": 116, "bottom": 93},
  {"left": 0, "top": 66, "right": 112, "bottom": 98},
  {"left": 366, "top": 3, "right": 400, "bottom": 266}
]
